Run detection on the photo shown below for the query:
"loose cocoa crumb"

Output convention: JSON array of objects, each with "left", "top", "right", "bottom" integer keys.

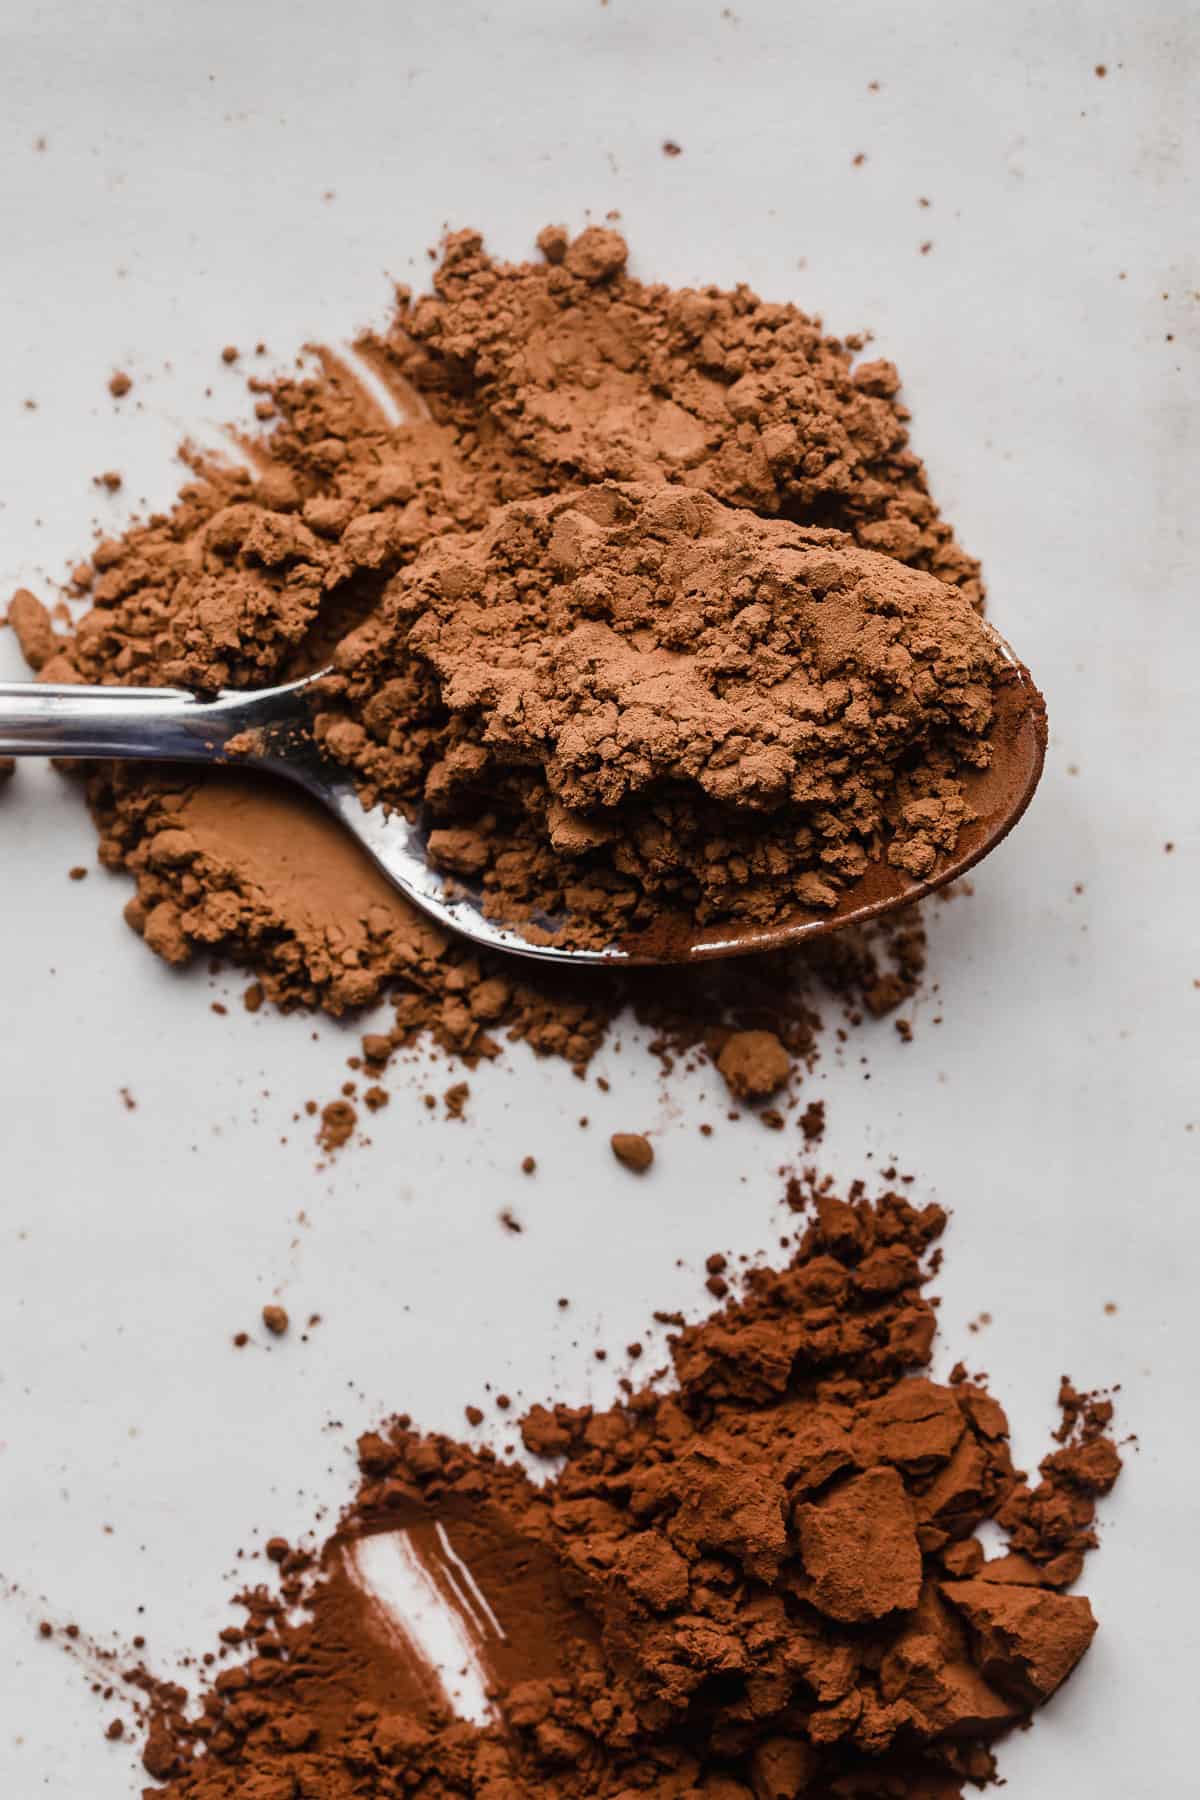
[
  {"left": 499, "top": 1209, "right": 523, "bottom": 1234},
  {"left": 611, "top": 1131, "right": 654, "bottom": 1173},
  {"left": 68, "top": 865, "right": 88, "bottom": 881},
  {"left": 7, "top": 587, "right": 57, "bottom": 669},
  {"left": 662, "top": 139, "right": 682, "bottom": 155},
  {"left": 717, "top": 1028, "right": 791, "bottom": 1100},
  {"left": 107, "top": 371, "right": 132, "bottom": 398},
  {"left": 317, "top": 1099, "right": 356, "bottom": 1151},
  {"left": 521, "top": 1155, "right": 536, "bottom": 1174},
  {"left": 443, "top": 1080, "right": 469, "bottom": 1120},
  {"left": 261, "top": 1305, "right": 289, "bottom": 1336},
  {"left": 800, "top": 1098, "right": 826, "bottom": 1140}
]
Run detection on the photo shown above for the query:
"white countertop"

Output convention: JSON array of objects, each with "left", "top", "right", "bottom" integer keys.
[{"left": 1, "top": 1, "right": 1196, "bottom": 1790}]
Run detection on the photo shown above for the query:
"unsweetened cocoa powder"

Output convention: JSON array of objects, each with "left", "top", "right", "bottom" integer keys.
[
  {"left": 6, "top": 225, "right": 975, "bottom": 1105},
  {"left": 128, "top": 1179, "right": 1119, "bottom": 1798},
  {"left": 315, "top": 482, "right": 1001, "bottom": 945}
]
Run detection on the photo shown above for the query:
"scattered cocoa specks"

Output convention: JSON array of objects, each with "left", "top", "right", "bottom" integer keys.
[
  {"left": 93, "top": 470, "right": 122, "bottom": 492},
  {"left": 232, "top": 1332, "right": 249, "bottom": 1349},
  {"left": 119, "top": 1087, "right": 136, "bottom": 1111},
  {"left": 210, "top": 1001, "right": 227, "bottom": 1016},
  {"left": 105, "top": 1719, "right": 125, "bottom": 1741},
  {"left": 1104, "top": 1301, "right": 1118, "bottom": 1315},
  {"left": 108, "top": 371, "right": 132, "bottom": 398},
  {"left": 895, "top": 1018, "right": 913, "bottom": 1043},
  {"left": 521, "top": 1155, "right": 537, "bottom": 1174},
  {"left": 464, "top": 1404, "right": 484, "bottom": 1426},
  {"left": 262, "top": 1305, "right": 289, "bottom": 1336},
  {"left": 317, "top": 1100, "right": 356, "bottom": 1152},
  {"left": 443, "top": 1081, "right": 469, "bottom": 1121},
  {"left": 221, "top": 345, "right": 239, "bottom": 363},
  {"left": 363, "top": 1084, "right": 389, "bottom": 1112},
  {"left": 852, "top": 152, "right": 867, "bottom": 166},
  {"left": 243, "top": 982, "right": 264, "bottom": 1013},
  {"left": 68, "top": 865, "right": 88, "bottom": 881},
  {"left": 500, "top": 1209, "right": 523, "bottom": 1234},
  {"left": 1095, "top": 63, "right": 1107, "bottom": 77},
  {"left": 495, "top": 1394, "right": 511, "bottom": 1411},
  {"left": 920, "top": 241, "right": 934, "bottom": 255},
  {"left": 662, "top": 140, "right": 682, "bottom": 156},
  {"left": 611, "top": 1132, "right": 654, "bottom": 1174}
]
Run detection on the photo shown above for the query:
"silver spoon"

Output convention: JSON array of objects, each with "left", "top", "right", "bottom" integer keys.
[{"left": 0, "top": 641, "right": 1045, "bottom": 966}]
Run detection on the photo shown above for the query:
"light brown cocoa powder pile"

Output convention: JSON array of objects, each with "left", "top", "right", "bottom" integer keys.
[
  {"left": 6, "top": 225, "right": 978, "bottom": 1116},
  {"left": 314, "top": 481, "right": 1001, "bottom": 945}
]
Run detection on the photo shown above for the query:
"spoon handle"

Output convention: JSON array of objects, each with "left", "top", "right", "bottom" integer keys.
[{"left": 0, "top": 680, "right": 288, "bottom": 763}]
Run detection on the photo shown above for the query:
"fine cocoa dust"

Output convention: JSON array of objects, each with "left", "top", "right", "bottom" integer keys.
[
  {"left": 7, "top": 226, "right": 978, "bottom": 1120},
  {"left": 124, "top": 1179, "right": 1119, "bottom": 1798}
]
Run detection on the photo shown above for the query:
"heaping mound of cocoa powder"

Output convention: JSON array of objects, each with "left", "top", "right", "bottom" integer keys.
[
  {"left": 5, "top": 225, "right": 979, "bottom": 1094},
  {"left": 126, "top": 1180, "right": 1119, "bottom": 1800},
  {"left": 314, "top": 480, "right": 1001, "bottom": 944}
]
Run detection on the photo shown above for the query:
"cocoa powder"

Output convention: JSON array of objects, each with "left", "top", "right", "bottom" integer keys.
[
  {"left": 6, "top": 228, "right": 967, "bottom": 1113},
  {"left": 126, "top": 1179, "right": 1119, "bottom": 1798},
  {"left": 315, "top": 482, "right": 1000, "bottom": 945}
]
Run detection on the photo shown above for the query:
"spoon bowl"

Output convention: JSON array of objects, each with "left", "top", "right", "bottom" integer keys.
[{"left": 0, "top": 632, "right": 1045, "bottom": 966}]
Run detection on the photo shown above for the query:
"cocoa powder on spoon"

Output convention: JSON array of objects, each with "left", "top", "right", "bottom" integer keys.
[{"left": 5, "top": 225, "right": 975, "bottom": 1112}]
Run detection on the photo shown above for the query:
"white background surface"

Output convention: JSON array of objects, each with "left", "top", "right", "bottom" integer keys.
[{"left": 1, "top": 1, "right": 1196, "bottom": 1791}]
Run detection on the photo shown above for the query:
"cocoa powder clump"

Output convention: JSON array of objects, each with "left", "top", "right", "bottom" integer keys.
[
  {"left": 610, "top": 1130, "right": 654, "bottom": 1173},
  {"left": 317, "top": 482, "right": 1000, "bottom": 943},
  {"left": 130, "top": 1181, "right": 1118, "bottom": 1799}
]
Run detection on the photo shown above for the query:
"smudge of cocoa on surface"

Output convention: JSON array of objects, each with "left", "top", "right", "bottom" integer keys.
[{"left": 126, "top": 1180, "right": 1118, "bottom": 1798}]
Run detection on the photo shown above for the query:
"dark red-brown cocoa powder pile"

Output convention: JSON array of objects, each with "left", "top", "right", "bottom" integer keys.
[
  {"left": 6, "top": 225, "right": 979, "bottom": 1110},
  {"left": 125, "top": 1180, "right": 1119, "bottom": 1798}
]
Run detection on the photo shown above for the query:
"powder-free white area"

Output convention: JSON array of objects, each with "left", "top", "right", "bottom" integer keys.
[
  {"left": 0, "top": 3, "right": 1196, "bottom": 1796},
  {"left": 344, "top": 1527, "right": 502, "bottom": 1725}
]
